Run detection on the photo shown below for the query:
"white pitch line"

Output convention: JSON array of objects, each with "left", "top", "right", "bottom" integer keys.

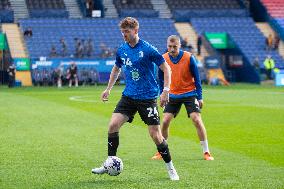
[{"left": 69, "top": 95, "right": 115, "bottom": 103}]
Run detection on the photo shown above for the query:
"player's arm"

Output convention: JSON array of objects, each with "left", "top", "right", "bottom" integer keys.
[
  {"left": 190, "top": 55, "right": 203, "bottom": 108},
  {"left": 101, "top": 51, "right": 122, "bottom": 102},
  {"left": 159, "top": 62, "right": 171, "bottom": 107},
  {"left": 101, "top": 65, "right": 121, "bottom": 102}
]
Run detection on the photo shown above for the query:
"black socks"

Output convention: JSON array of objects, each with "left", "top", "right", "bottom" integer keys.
[
  {"left": 157, "top": 140, "right": 172, "bottom": 163},
  {"left": 108, "top": 132, "right": 119, "bottom": 156}
]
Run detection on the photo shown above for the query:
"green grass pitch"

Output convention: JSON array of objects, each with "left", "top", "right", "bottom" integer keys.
[{"left": 0, "top": 84, "right": 283, "bottom": 189}]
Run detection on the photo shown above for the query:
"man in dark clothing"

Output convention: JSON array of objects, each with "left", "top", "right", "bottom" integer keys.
[
  {"left": 197, "top": 35, "right": 202, "bottom": 56},
  {"left": 86, "top": 0, "right": 94, "bottom": 17},
  {"left": 60, "top": 38, "right": 68, "bottom": 57},
  {"left": 24, "top": 27, "right": 33, "bottom": 37},
  {"left": 7, "top": 64, "right": 16, "bottom": 87},
  {"left": 68, "top": 62, "right": 78, "bottom": 87},
  {"left": 86, "top": 39, "right": 93, "bottom": 57}
]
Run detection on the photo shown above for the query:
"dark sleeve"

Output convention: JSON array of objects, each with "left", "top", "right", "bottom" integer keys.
[
  {"left": 115, "top": 50, "right": 123, "bottom": 68},
  {"left": 189, "top": 55, "right": 202, "bottom": 100},
  {"left": 150, "top": 47, "right": 165, "bottom": 66}
]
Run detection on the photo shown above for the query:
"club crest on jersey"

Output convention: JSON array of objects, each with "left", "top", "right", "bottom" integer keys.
[
  {"left": 139, "top": 51, "right": 144, "bottom": 58},
  {"left": 130, "top": 68, "right": 140, "bottom": 81}
]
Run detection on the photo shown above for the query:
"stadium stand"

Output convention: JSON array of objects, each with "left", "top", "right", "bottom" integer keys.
[
  {"left": 19, "top": 18, "right": 178, "bottom": 58},
  {"left": 77, "top": 0, "right": 104, "bottom": 18},
  {"left": 166, "top": 0, "right": 248, "bottom": 22},
  {"left": 25, "top": 0, "right": 69, "bottom": 18},
  {"left": 260, "top": 0, "right": 284, "bottom": 41},
  {"left": 260, "top": 0, "right": 284, "bottom": 18},
  {"left": 0, "top": 0, "right": 13, "bottom": 22},
  {"left": 191, "top": 17, "right": 284, "bottom": 69},
  {"left": 113, "top": 0, "right": 158, "bottom": 18},
  {"left": 19, "top": 18, "right": 178, "bottom": 85}
]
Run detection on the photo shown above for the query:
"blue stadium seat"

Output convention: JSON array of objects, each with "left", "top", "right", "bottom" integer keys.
[
  {"left": 191, "top": 17, "right": 284, "bottom": 68},
  {"left": 20, "top": 18, "right": 179, "bottom": 59}
]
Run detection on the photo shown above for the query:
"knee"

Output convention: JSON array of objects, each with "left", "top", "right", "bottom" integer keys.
[
  {"left": 162, "top": 116, "right": 172, "bottom": 128},
  {"left": 191, "top": 114, "right": 202, "bottom": 125},
  {"left": 162, "top": 119, "right": 170, "bottom": 127},
  {"left": 108, "top": 122, "right": 120, "bottom": 133},
  {"left": 149, "top": 128, "right": 163, "bottom": 142},
  {"left": 149, "top": 129, "right": 158, "bottom": 139}
]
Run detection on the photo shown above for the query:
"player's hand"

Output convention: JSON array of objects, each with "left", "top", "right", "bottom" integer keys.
[
  {"left": 160, "top": 91, "right": 169, "bottom": 107},
  {"left": 101, "top": 89, "right": 110, "bottom": 102},
  {"left": 198, "top": 99, "right": 204, "bottom": 109}
]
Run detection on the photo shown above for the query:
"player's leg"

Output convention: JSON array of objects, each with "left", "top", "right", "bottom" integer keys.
[
  {"left": 152, "top": 98, "right": 181, "bottom": 160},
  {"left": 151, "top": 113, "right": 174, "bottom": 160},
  {"left": 185, "top": 97, "right": 214, "bottom": 160},
  {"left": 92, "top": 96, "right": 136, "bottom": 175},
  {"left": 138, "top": 100, "right": 179, "bottom": 180},
  {"left": 75, "top": 76, "right": 78, "bottom": 87},
  {"left": 161, "top": 113, "right": 175, "bottom": 141},
  {"left": 69, "top": 77, "right": 72, "bottom": 87},
  {"left": 148, "top": 125, "right": 179, "bottom": 180},
  {"left": 92, "top": 113, "right": 128, "bottom": 175},
  {"left": 189, "top": 112, "right": 213, "bottom": 160}
]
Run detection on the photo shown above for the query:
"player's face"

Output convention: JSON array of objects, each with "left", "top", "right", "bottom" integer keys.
[
  {"left": 121, "top": 28, "right": 137, "bottom": 43},
  {"left": 167, "top": 40, "right": 180, "bottom": 57}
]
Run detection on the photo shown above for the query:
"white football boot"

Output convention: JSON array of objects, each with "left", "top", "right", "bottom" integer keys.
[
  {"left": 92, "top": 159, "right": 108, "bottom": 175},
  {"left": 167, "top": 167, "right": 179, "bottom": 181}
]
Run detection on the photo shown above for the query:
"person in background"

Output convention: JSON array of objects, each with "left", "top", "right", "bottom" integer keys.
[
  {"left": 24, "top": 27, "right": 33, "bottom": 38},
  {"left": 152, "top": 35, "right": 214, "bottom": 161},
  {"left": 86, "top": 0, "right": 94, "bottom": 17},
  {"left": 197, "top": 34, "right": 202, "bottom": 56},
  {"left": 7, "top": 64, "right": 16, "bottom": 88},
  {"left": 263, "top": 55, "right": 275, "bottom": 80},
  {"left": 50, "top": 45, "right": 57, "bottom": 57},
  {"left": 86, "top": 39, "right": 94, "bottom": 57},
  {"left": 265, "top": 34, "right": 273, "bottom": 51},
  {"left": 68, "top": 62, "right": 78, "bottom": 87},
  {"left": 274, "top": 35, "right": 280, "bottom": 50},
  {"left": 56, "top": 63, "right": 64, "bottom": 88},
  {"left": 60, "top": 38, "right": 68, "bottom": 57}
]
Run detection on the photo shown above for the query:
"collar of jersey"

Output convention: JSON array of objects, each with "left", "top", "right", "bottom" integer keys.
[
  {"left": 126, "top": 39, "right": 141, "bottom": 49},
  {"left": 169, "top": 50, "right": 184, "bottom": 64}
]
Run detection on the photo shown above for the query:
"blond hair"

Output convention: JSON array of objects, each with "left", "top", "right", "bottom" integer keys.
[
  {"left": 119, "top": 17, "right": 139, "bottom": 29},
  {"left": 167, "top": 35, "right": 181, "bottom": 44}
]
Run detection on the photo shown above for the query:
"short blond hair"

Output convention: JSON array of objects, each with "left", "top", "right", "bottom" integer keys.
[
  {"left": 119, "top": 17, "right": 139, "bottom": 29},
  {"left": 167, "top": 35, "right": 181, "bottom": 44}
]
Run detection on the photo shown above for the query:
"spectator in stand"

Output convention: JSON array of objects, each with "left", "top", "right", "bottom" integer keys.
[
  {"left": 197, "top": 34, "right": 202, "bottom": 56},
  {"left": 86, "top": 0, "right": 94, "bottom": 17},
  {"left": 23, "top": 27, "right": 33, "bottom": 38},
  {"left": 99, "top": 42, "right": 112, "bottom": 58},
  {"left": 265, "top": 34, "right": 273, "bottom": 51},
  {"left": 77, "top": 42, "right": 84, "bottom": 58},
  {"left": 86, "top": 39, "right": 93, "bottom": 57},
  {"left": 181, "top": 37, "right": 194, "bottom": 53},
  {"left": 274, "top": 35, "right": 280, "bottom": 50},
  {"left": 122, "top": 0, "right": 133, "bottom": 5},
  {"left": 50, "top": 45, "right": 57, "bottom": 57},
  {"left": 60, "top": 38, "right": 68, "bottom": 57}
]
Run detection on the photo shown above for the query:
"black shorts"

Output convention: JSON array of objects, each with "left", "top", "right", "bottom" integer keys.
[
  {"left": 114, "top": 96, "right": 160, "bottom": 125},
  {"left": 163, "top": 96, "right": 201, "bottom": 118},
  {"left": 70, "top": 73, "right": 77, "bottom": 80}
]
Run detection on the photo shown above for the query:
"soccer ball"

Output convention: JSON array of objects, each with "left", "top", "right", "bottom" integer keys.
[{"left": 104, "top": 156, "right": 123, "bottom": 176}]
